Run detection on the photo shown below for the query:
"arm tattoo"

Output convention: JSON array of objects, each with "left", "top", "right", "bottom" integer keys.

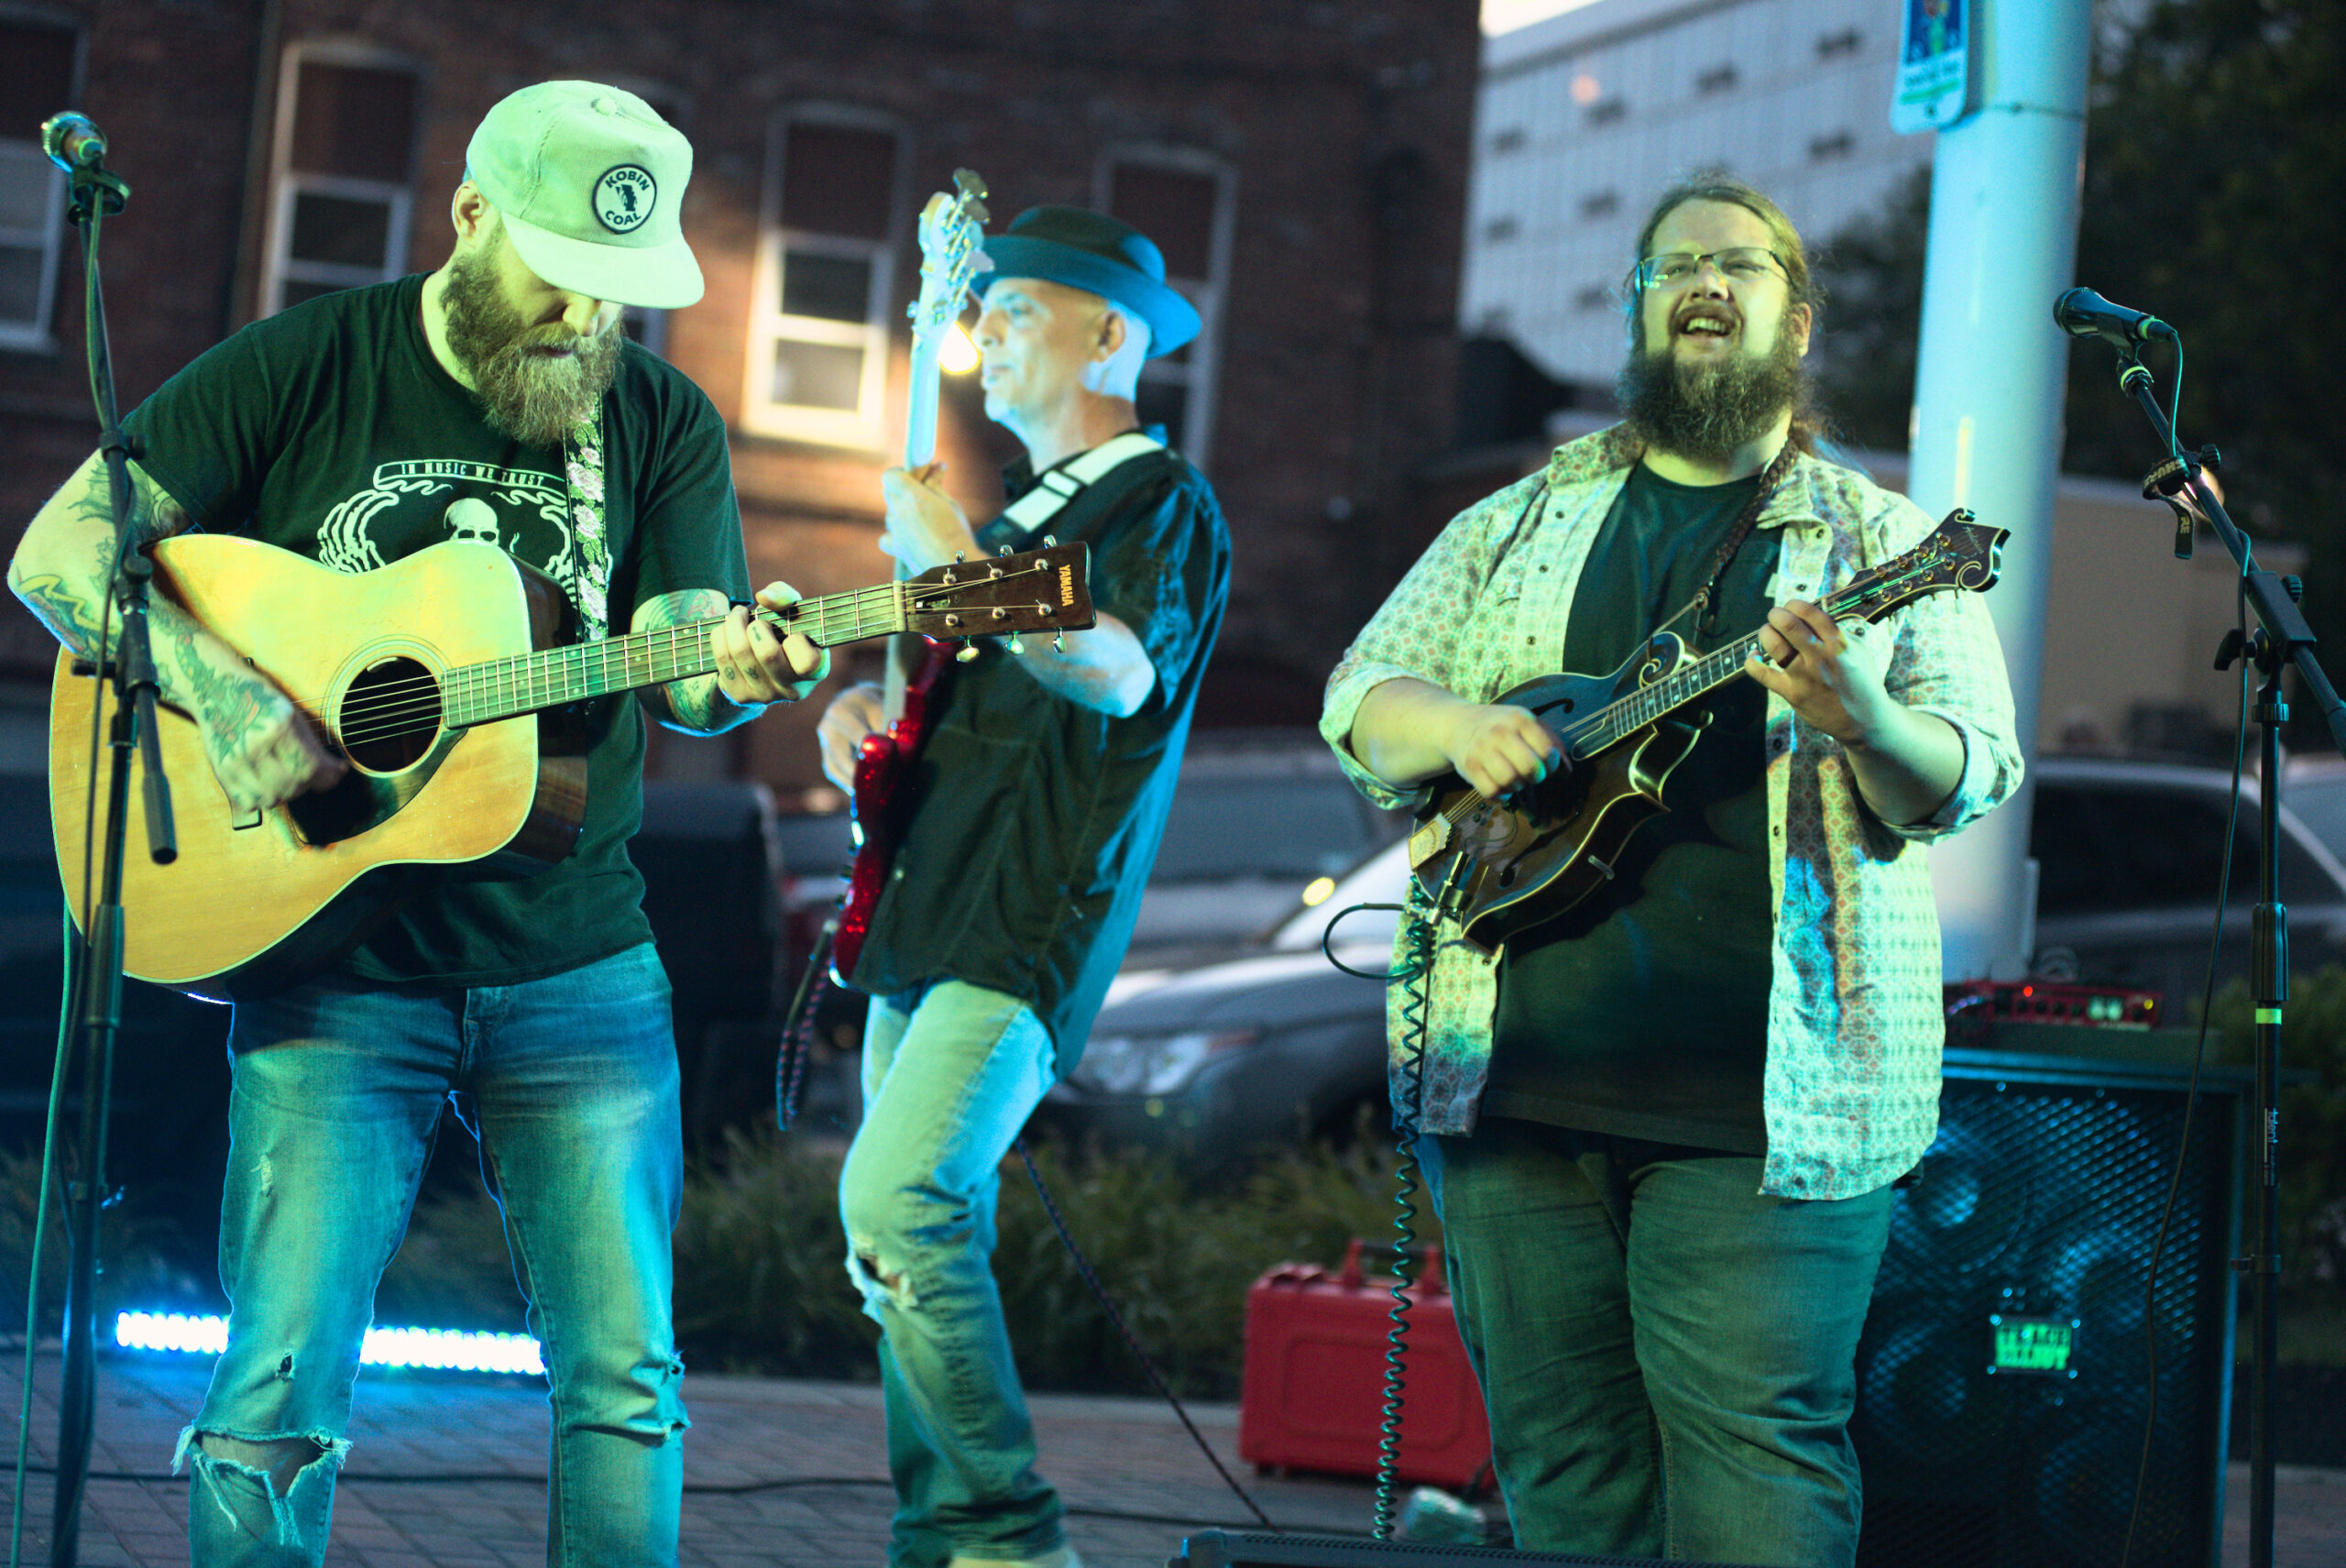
[{"left": 632, "top": 589, "right": 756, "bottom": 734}]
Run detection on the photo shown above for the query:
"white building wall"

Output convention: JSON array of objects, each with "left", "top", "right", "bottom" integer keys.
[{"left": 1466, "top": 0, "right": 1935, "bottom": 387}]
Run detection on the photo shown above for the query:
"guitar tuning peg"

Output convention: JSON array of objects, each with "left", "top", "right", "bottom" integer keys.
[
  {"left": 1041, "top": 534, "right": 1058, "bottom": 547},
  {"left": 1052, "top": 630, "right": 1066, "bottom": 653},
  {"left": 1005, "top": 631, "right": 1025, "bottom": 655},
  {"left": 998, "top": 544, "right": 1014, "bottom": 557},
  {"left": 955, "top": 641, "right": 980, "bottom": 663},
  {"left": 953, "top": 551, "right": 966, "bottom": 564}
]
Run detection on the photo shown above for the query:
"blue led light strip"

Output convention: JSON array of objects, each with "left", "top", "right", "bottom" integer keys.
[{"left": 114, "top": 1312, "right": 544, "bottom": 1376}]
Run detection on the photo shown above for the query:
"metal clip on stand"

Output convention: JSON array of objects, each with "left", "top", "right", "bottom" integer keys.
[
  {"left": 2107, "top": 339, "right": 2345, "bottom": 1568},
  {"left": 40, "top": 111, "right": 176, "bottom": 1568}
]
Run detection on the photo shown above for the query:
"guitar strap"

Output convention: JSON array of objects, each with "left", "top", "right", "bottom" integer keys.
[
  {"left": 1654, "top": 439, "right": 1800, "bottom": 649},
  {"left": 562, "top": 403, "right": 613, "bottom": 641},
  {"left": 995, "top": 429, "right": 1166, "bottom": 539}
]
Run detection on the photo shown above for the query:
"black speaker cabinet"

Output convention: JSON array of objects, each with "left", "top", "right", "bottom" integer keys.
[{"left": 1852, "top": 1041, "right": 2247, "bottom": 1568}]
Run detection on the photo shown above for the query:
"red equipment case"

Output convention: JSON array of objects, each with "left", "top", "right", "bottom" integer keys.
[{"left": 1237, "top": 1239, "right": 1493, "bottom": 1491}]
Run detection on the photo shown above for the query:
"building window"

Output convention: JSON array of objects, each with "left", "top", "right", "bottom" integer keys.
[
  {"left": 1588, "top": 98, "right": 1628, "bottom": 126},
  {"left": 0, "top": 14, "right": 80, "bottom": 351},
  {"left": 1099, "top": 151, "right": 1232, "bottom": 468},
  {"left": 1490, "top": 126, "right": 1527, "bottom": 155},
  {"left": 262, "top": 48, "right": 422, "bottom": 315},
  {"left": 1696, "top": 64, "right": 1738, "bottom": 94},
  {"left": 1818, "top": 28, "right": 1864, "bottom": 60},
  {"left": 1809, "top": 130, "right": 1856, "bottom": 161},
  {"left": 742, "top": 112, "right": 904, "bottom": 448},
  {"left": 1484, "top": 215, "right": 1520, "bottom": 243},
  {"left": 1574, "top": 284, "right": 1613, "bottom": 313},
  {"left": 1579, "top": 190, "right": 1620, "bottom": 219}
]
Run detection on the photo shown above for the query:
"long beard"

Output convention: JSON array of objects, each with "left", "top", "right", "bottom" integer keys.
[
  {"left": 443, "top": 249, "right": 623, "bottom": 447},
  {"left": 1616, "top": 313, "right": 1808, "bottom": 467}
]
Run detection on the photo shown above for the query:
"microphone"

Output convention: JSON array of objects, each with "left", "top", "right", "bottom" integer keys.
[
  {"left": 2054, "top": 286, "right": 2176, "bottom": 347},
  {"left": 40, "top": 111, "right": 108, "bottom": 171}
]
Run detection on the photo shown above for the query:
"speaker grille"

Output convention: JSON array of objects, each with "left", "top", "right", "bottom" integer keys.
[{"left": 1853, "top": 1063, "right": 2242, "bottom": 1568}]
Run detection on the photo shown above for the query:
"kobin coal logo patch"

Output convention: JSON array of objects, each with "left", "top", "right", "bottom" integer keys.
[{"left": 595, "top": 166, "right": 656, "bottom": 234}]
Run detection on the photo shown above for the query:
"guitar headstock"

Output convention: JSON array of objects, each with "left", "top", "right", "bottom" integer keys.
[
  {"left": 903, "top": 542, "right": 1096, "bottom": 640},
  {"left": 1836, "top": 508, "right": 2010, "bottom": 624},
  {"left": 908, "top": 169, "right": 991, "bottom": 351}
]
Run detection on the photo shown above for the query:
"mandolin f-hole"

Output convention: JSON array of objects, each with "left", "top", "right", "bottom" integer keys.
[{"left": 338, "top": 655, "right": 442, "bottom": 773}]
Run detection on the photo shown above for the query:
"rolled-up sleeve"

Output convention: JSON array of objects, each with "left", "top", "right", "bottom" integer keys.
[
  {"left": 1320, "top": 472, "right": 1550, "bottom": 811},
  {"left": 1877, "top": 525, "right": 2025, "bottom": 843}
]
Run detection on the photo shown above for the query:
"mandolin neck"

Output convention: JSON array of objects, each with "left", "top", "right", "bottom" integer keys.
[{"left": 444, "top": 583, "right": 904, "bottom": 728}]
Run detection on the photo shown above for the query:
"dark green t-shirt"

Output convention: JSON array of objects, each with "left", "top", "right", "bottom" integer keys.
[
  {"left": 851, "top": 436, "right": 1231, "bottom": 1072},
  {"left": 1485, "top": 463, "right": 1779, "bottom": 1154},
  {"left": 122, "top": 274, "right": 751, "bottom": 987}
]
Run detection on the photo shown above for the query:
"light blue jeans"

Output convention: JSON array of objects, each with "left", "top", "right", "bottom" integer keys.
[
  {"left": 1420, "top": 1122, "right": 1894, "bottom": 1567},
  {"left": 182, "top": 942, "right": 689, "bottom": 1567},
  {"left": 839, "top": 981, "right": 1066, "bottom": 1568}
]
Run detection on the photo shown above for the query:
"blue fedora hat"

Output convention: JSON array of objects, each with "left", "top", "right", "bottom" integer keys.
[{"left": 980, "top": 205, "right": 1201, "bottom": 358}]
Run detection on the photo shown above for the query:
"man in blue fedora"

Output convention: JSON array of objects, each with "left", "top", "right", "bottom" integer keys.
[{"left": 817, "top": 206, "right": 1232, "bottom": 1568}]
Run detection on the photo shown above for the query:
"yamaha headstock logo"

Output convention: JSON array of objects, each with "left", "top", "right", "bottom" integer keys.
[{"left": 595, "top": 166, "right": 656, "bottom": 235}]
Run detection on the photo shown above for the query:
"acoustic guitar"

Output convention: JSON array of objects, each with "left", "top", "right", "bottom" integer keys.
[
  {"left": 1406, "top": 509, "right": 2007, "bottom": 953},
  {"left": 49, "top": 533, "right": 1091, "bottom": 997}
]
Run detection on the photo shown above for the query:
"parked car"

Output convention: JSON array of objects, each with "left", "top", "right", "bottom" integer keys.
[{"left": 1036, "top": 755, "right": 2346, "bottom": 1168}]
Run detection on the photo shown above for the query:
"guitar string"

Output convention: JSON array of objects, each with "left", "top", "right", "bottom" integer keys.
[
  {"left": 323, "top": 570, "right": 1065, "bottom": 748},
  {"left": 1432, "top": 550, "right": 1946, "bottom": 829}
]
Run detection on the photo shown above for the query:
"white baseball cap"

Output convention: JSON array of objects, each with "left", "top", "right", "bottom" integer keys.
[{"left": 465, "top": 81, "right": 705, "bottom": 310}]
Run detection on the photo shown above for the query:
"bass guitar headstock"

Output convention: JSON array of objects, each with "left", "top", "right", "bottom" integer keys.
[
  {"left": 909, "top": 169, "right": 990, "bottom": 353},
  {"left": 902, "top": 542, "right": 1095, "bottom": 648}
]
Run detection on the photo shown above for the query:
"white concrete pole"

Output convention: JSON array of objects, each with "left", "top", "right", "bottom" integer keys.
[{"left": 1908, "top": 0, "right": 2093, "bottom": 981}]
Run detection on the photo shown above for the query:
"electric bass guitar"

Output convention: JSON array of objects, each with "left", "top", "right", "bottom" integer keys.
[
  {"left": 49, "top": 532, "right": 1091, "bottom": 997},
  {"left": 831, "top": 169, "right": 990, "bottom": 983},
  {"left": 1406, "top": 509, "right": 2007, "bottom": 953}
]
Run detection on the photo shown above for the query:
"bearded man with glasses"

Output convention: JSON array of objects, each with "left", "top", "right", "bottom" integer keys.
[{"left": 1319, "top": 175, "right": 2023, "bottom": 1565}]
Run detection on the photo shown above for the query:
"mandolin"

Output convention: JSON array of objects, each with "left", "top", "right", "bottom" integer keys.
[{"left": 1407, "top": 509, "right": 2007, "bottom": 952}]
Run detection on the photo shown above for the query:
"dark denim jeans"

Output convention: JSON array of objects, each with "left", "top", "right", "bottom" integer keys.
[
  {"left": 1420, "top": 1121, "right": 1894, "bottom": 1567},
  {"left": 181, "top": 942, "right": 688, "bottom": 1567},
  {"left": 840, "top": 981, "right": 1067, "bottom": 1568}
]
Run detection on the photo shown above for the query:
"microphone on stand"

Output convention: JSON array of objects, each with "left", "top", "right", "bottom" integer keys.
[
  {"left": 40, "top": 111, "right": 109, "bottom": 171},
  {"left": 2053, "top": 286, "right": 2176, "bottom": 347}
]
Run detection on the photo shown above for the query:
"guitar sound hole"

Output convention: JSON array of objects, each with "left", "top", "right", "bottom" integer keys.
[
  {"left": 1496, "top": 865, "right": 1518, "bottom": 888},
  {"left": 339, "top": 655, "right": 442, "bottom": 773}
]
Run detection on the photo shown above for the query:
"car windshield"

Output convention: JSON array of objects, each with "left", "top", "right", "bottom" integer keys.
[{"left": 1269, "top": 838, "right": 1411, "bottom": 951}]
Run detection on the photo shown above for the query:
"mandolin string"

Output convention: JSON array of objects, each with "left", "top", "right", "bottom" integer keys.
[
  {"left": 325, "top": 568, "right": 1064, "bottom": 746},
  {"left": 1432, "top": 550, "right": 1943, "bottom": 828}
]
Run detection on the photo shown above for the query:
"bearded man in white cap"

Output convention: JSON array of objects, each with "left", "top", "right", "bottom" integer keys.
[{"left": 10, "top": 82, "right": 825, "bottom": 1565}]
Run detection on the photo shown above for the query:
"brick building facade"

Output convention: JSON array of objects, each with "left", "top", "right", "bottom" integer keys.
[{"left": 0, "top": 0, "right": 1480, "bottom": 792}]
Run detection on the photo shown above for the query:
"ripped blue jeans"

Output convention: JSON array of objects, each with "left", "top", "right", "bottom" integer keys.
[
  {"left": 181, "top": 942, "right": 688, "bottom": 1567},
  {"left": 839, "top": 981, "right": 1065, "bottom": 1568}
]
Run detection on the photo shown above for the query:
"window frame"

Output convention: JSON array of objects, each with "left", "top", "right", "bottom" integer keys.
[
  {"left": 1091, "top": 145, "right": 1235, "bottom": 474},
  {"left": 0, "top": 6, "right": 84, "bottom": 353},
  {"left": 258, "top": 40, "right": 425, "bottom": 318},
  {"left": 740, "top": 104, "right": 908, "bottom": 451}
]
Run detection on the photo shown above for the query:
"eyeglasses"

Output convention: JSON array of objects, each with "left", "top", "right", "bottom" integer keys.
[{"left": 1630, "top": 247, "right": 1785, "bottom": 291}]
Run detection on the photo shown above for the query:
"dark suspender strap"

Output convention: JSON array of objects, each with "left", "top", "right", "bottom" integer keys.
[{"left": 1689, "top": 441, "right": 1799, "bottom": 639}]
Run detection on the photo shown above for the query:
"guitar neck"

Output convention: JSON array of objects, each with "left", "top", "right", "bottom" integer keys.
[
  {"left": 1568, "top": 575, "right": 1891, "bottom": 758},
  {"left": 904, "top": 335, "right": 944, "bottom": 468},
  {"left": 444, "top": 584, "right": 905, "bottom": 728}
]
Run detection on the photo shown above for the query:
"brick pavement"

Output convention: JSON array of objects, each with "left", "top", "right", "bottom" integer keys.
[{"left": 1, "top": 1350, "right": 2341, "bottom": 1565}]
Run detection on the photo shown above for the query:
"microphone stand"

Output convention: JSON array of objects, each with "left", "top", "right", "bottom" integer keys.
[
  {"left": 49, "top": 147, "right": 176, "bottom": 1568},
  {"left": 2105, "top": 346, "right": 2343, "bottom": 1568}
]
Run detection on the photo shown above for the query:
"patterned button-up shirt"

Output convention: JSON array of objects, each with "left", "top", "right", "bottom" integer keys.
[{"left": 1320, "top": 426, "right": 2023, "bottom": 1200}]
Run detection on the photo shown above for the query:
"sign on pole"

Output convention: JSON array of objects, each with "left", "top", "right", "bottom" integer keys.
[{"left": 1893, "top": 0, "right": 1969, "bottom": 134}]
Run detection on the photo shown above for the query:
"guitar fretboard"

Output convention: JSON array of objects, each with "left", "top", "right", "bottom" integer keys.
[{"left": 442, "top": 584, "right": 905, "bottom": 729}]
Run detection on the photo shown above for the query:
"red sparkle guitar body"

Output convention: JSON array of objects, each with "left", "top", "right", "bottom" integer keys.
[{"left": 830, "top": 641, "right": 948, "bottom": 984}]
